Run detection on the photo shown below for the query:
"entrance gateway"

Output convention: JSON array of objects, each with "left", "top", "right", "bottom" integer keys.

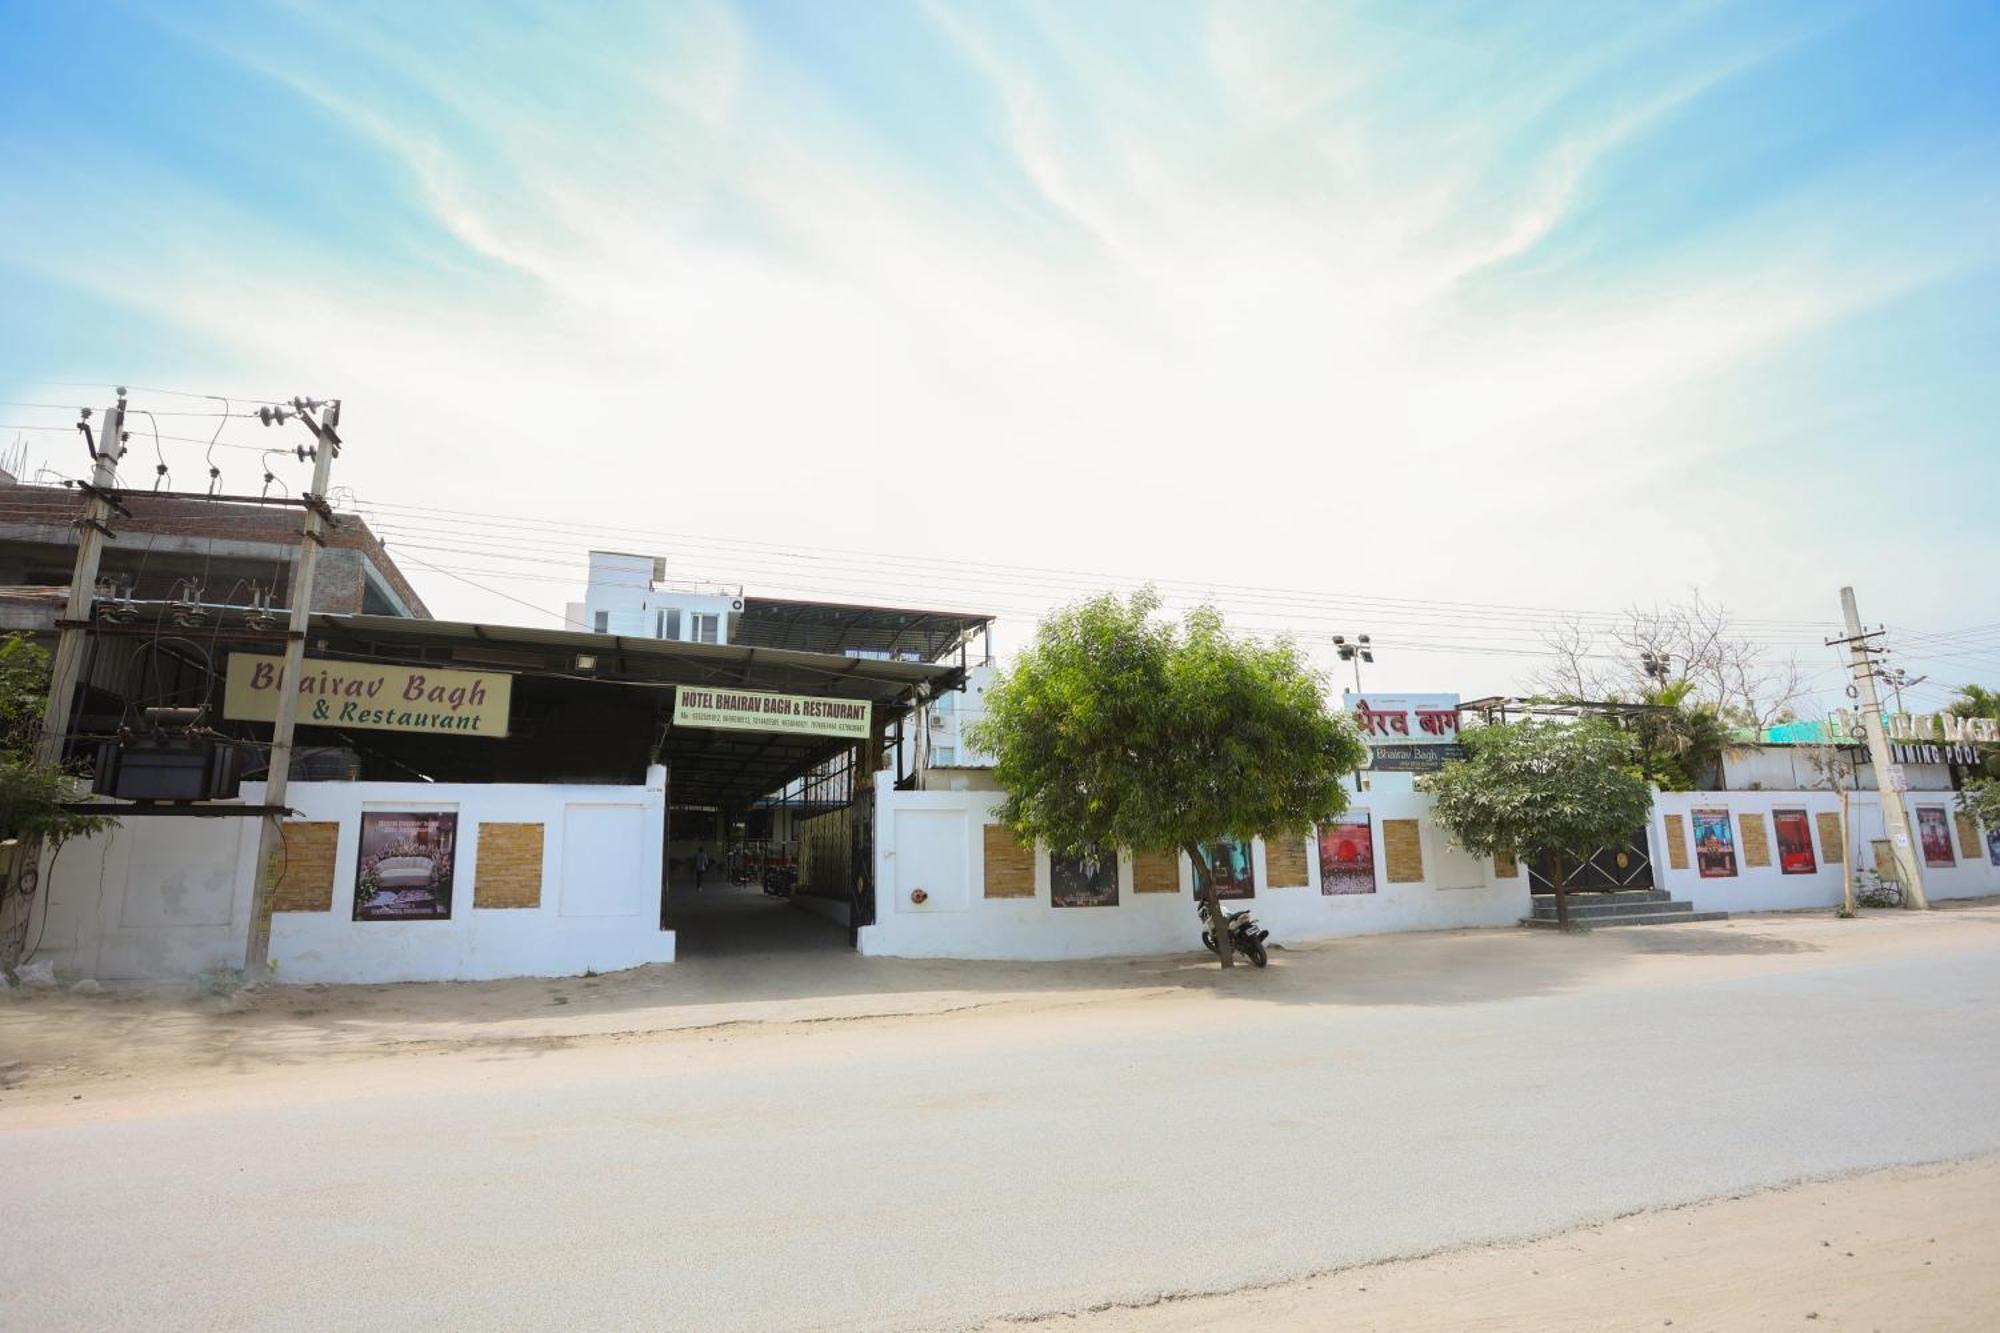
[{"left": 45, "top": 594, "right": 990, "bottom": 982}]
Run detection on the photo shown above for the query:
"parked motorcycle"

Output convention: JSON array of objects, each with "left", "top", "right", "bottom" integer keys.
[
  {"left": 762, "top": 864, "right": 798, "bottom": 897},
  {"left": 1197, "top": 896, "right": 1271, "bottom": 967}
]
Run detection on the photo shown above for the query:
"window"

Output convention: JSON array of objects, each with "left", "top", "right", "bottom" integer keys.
[
  {"left": 691, "top": 613, "right": 719, "bottom": 644},
  {"left": 932, "top": 746, "right": 956, "bottom": 767},
  {"left": 593, "top": 610, "right": 608, "bottom": 633},
  {"left": 657, "top": 607, "right": 681, "bottom": 640}
]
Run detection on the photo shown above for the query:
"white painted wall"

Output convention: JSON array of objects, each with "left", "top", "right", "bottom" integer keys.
[
  {"left": 1652, "top": 789, "right": 2000, "bottom": 914},
  {"left": 860, "top": 772, "right": 1530, "bottom": 960},
  {"left": 30, "top": 769, "right": 673, "bottom": 984}
]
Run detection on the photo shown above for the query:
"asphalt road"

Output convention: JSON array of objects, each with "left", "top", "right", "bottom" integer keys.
[{"left": 5, "top": 922, "right": 2000, "bottom": 1331}]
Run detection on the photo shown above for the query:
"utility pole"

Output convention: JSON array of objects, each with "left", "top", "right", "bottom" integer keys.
[
  {"left": 1836, "top": 587, "right": 1928, "bottom": 909},
  {"left": 244, "top": 400, "right": 341, "bottom": 975},
  {"left": 34, "top": 392, "right": 127, "bottom": 769}
]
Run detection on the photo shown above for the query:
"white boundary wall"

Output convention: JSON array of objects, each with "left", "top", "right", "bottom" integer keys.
[
  {"left": 1651, "top": 789, "right": 2000, "bottom": 913},
  {"left": 860, "top": 772, "right": 1530, "bottom": 960},
  {"left": 30, "top": 769, "right": 673, "bottom": 983}
]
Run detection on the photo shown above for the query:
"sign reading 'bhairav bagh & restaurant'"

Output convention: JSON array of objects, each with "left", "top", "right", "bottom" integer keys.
[
  {"left": 674, "top": 685, "right": 871, "bottom": 741},
  {"left": 225, "top": 655, "right": 512, "bottom": 737}
]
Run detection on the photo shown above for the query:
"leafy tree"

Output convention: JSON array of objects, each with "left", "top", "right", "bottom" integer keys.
[
  {"left": 1946, "top": 684, "right": 2000, "bottom": 721},
  {"left": 1628, "top": 679, "right": 1727, "bottom": 792},
  {"left": 966, "top": 590, "right": 1366, "bottom": 967},
  {"left": 0, "top": 633, "right": 118, "bottom": 968},
  {"left": 1422, "top": 718, "right": 1653, "bottom": 930},
  {"left": 1960, "top": 777, "right": 2000, "bottom": 840}
]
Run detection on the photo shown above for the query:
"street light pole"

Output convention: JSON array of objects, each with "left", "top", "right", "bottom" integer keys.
[{"left": 1332, "top": 633, "right": 1374, "bottom": 695}]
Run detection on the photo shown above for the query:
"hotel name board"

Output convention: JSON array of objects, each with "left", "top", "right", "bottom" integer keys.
[
  {"left": 674, "top": 685, "right": 872, "bottom": 741},
  {"left": 225, "top": 654, "right": 512, "bottom": 737}
]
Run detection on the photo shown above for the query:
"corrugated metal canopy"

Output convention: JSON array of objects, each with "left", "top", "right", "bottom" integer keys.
[
  {"left": 731, "top": 596, "right": 990, "bottom": 662},
  {"left": 312, "top": 613, "right": 958, "bottom": 701}
]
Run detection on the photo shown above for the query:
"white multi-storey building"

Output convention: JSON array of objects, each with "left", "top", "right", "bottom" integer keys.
[{"left": 566, "top": 550, "right": 743, "bottom": 645}]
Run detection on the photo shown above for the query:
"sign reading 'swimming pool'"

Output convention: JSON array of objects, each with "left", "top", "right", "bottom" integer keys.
[
  {"left": 673, "top": 685, "right": 871, "bottom": 741},
  {"left": 224, "top": 654, "right": 513, "bottom": 737}
]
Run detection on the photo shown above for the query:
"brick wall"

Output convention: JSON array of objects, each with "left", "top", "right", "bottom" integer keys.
[
  {"left": 269, "top": 821, "right": 340, "bottom": 912},
  {"left": 474, "top": 822, "right": 545, "bottom": 908},
  {"left": 982, "top": 825, "right": 1035, "bottom": 898},
  {"left": 1132, "top": 849, "right": 1179, "bottom": 893},
  {"left": 1264, "top": 835, "right": 1310, "bottom": 888}
]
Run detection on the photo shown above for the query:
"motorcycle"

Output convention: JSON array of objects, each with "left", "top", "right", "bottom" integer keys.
[
  {"left": 762, "top": 863, "right": 798, "bottom": 897},
  {"left": 1198, "top": 896, "right": 1271, "bottom": 968}
]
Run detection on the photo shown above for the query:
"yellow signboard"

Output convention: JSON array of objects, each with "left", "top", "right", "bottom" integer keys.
[
  {"left": 673, "top": 685, "right": 871, "bottom": 740},
  {"left": 225, "top": 654, "right": 512, "bottom": 738}
]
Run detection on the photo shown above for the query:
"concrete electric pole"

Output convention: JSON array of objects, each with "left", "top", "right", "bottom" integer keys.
[
  {"left": 244, "top": 400, "right": 341, "bottom": 975},
  {"left": 1837, "top": 587, "right": 1928, "bottom": 910},
  {"left": 34, "top": 392, "right": 127, "bottom": 769}
]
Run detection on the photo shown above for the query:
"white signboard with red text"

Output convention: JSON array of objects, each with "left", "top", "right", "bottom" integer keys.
[{"left": 1343, "top": 692, "right": 1465, "bottom": 772}]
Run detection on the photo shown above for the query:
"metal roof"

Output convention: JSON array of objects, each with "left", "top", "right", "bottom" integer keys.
[
  {"left": 312, "top": 613, "right": 958, "bottom": 702},
  {"left": 731, "top": 596, "right": 991, "bottom": 662}
]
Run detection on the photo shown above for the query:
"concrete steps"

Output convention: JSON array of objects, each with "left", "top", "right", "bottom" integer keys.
[{"left": 1522, "top": 891, "right": 1727, "bottom": 929}]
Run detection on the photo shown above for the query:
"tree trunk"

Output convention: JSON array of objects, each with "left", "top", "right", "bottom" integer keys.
[
  {"left": 1550, "top": 850, "right": 1571, "bottom": 930},
  {"left": 1188, "top": 842, "right": 1233, "bottom": 968}
]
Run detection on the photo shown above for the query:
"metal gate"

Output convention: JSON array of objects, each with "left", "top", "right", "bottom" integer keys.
[{"left": 1529, "top": 829, "right": 1655, "bottom": 893}]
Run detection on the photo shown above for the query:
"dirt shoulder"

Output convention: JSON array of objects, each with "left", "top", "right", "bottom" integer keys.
[
  {"left": 4, "top": 900, "right": 1997, "bottom": 1115},
  {"left": 1001, "top": 1155, "right": 2000, "bottom": 1332}
]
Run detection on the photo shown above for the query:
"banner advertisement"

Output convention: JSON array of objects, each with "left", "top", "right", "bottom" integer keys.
[
  {"left": 1343, "top": 693, "right": 1466, "bottom": 771},
  {"left": 1197, "top": 840, "right": 1255, "bottom": 900},
  {"left": 226, "top": 654, "right": 511, "bottom": 738},
  {"left": 353, "top": 811, "right": 458, "bottom": 921},
  {"left": 1317, "top": 813, "right": 1375, "bottom": 895},
  {"left": 1916, "top": 807, "right": 1955, "bottom": 868},
  {"left": 1051, "top": 846, "right": 1118, "bottom": 908},
  {"left": 1692, "top": 808, "right": 1737, "bottom": 878},
  {"left": 1773, "top": 809, "right": 1817, "bottom": 875},
  {"left": 674, "top": 685, "right": 872, "bottom": 741}
]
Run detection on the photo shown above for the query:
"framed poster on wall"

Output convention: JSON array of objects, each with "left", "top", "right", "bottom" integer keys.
[
  {"left": 1317, "top": 813, "right": 1375, "bottom": 895},
  {"left": 1691, "top": 808, "right": 1737, "bottom": 878},
  {"left": 1772, "top": 809, "right": 1816, "bottom": 875},
  {"left": 1916, "top": 807, "right": 1955, "bottom": 868},
  {"left": 1050, "top": 846, "right": 1118, "bottom": 908},
  {"left": 1197, "top": 840, "right": 1255, "bottom": 900},
  {"left": 354, "top": 811, "right": 459, "bottom": 921}
]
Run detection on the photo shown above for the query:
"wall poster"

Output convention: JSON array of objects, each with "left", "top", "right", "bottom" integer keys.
[
  {"left": 1692, "top": 808, "right": 1737, "bottom": 878},
  {"left": 1317, "top": 813, "right": 1376, "bottom": 895},
  {"left": 1772, "top": 809, "right": 1816, "bottom": 875},
  {"left": 1050, "top": 846, "right": 1119, "bottom": 908},
  {"left": 354, "top": 811, "right": 459, "bottom": 921},
  {"left": 1916, "top": 807, "right": 1955, "bottom": 868},
  {"left": 1197, "top": 840, "right": 1255, "bottom": 900}
]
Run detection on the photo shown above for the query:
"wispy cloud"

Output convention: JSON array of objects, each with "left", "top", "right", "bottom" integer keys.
[{"left": 2, "top": 1, "right": 1994, "bottom": 691}]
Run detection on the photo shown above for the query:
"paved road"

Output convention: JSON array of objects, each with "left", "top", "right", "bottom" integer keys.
[{"left": 5, "top": 920, "right": 2000, "bottom": 1331}]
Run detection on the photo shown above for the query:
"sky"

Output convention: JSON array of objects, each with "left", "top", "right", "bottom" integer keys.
[{"left": 3, "top": 1, "right": 1997, "bottom": 712}]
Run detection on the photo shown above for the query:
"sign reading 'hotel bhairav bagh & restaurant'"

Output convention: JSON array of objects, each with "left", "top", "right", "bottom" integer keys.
[
  {"left": 225, "top": 655, "right": 512, "bottom": 737},
  {"left": 674, "top": 685, "right": 872, "bottom": 741}
]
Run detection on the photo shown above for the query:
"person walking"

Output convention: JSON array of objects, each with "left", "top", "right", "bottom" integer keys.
[{"left": 694, "top": 845, "right": 709, "bottom": 892}]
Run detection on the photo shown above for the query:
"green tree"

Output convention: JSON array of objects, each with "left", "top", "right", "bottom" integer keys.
[
  {"left": 1628, "top": 679, "right": 1727, "bottom": 792},
  {"left": 0, "top": 634, "right": 118, "bottom": 967},
  {"left": 1960, "top": 777, "right": 2000, "bottom": 840},
  {"left": 1422, "top": 718, "right": 1653, "bottom": 931},
  {"left": 1945, "top": 684, "right": 2000, "bottom": 721},
  {"left": 966, "top": 590, "right": 1367, "bottom": 967}
]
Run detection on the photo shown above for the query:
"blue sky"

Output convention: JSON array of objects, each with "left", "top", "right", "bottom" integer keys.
[{"left": 3, "top": 1, "right": 1997, "bottom": 705}]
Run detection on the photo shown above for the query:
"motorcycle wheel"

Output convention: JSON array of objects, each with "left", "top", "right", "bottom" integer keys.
[
  {"left": 1243, "top": 940, "right": 1268, "bottom": 968},
  {"left": 1200, "top": 931, "right": 1217, "bottom": 954}
]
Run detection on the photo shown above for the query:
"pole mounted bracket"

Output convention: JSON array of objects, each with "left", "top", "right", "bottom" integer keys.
[{"left": 73, "top": 480, "right": 132, "bottom": 519}]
